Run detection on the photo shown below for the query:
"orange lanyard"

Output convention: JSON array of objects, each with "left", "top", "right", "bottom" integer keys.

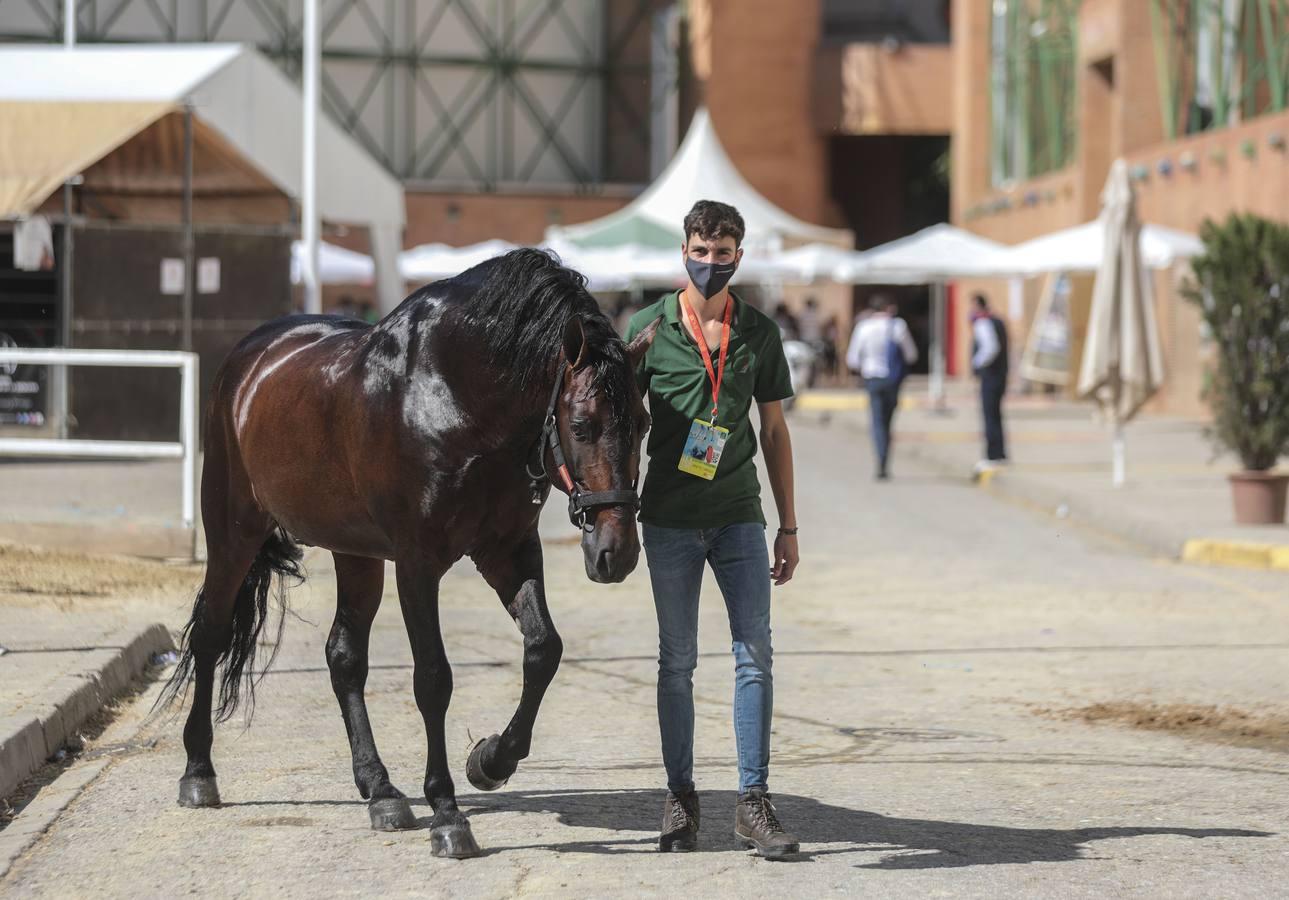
[{"left": 681, "top": 293, "right": 733, "bottom": 424}]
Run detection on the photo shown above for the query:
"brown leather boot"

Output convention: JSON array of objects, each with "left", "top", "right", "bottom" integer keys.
[
  {"left": 659, "top": 788, "right": 700, "bottom": 852},
  {"left": 735, "top": 788, "right": 799, "bottom": 858}
]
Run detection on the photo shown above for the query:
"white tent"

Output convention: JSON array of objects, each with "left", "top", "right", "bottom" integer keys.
[
  {"left": 291, "top": 241, "right": 374, "bottom": 286},
  {"left": 855, "top": 224, "right": 1014, "bottom": 283},
  {"left": 843, "top": 224, "right": 1014, "bottom": 407},
  {"left": 0, "top": 44, "right": 406, "bottom": 311},
  {"left": 777, "top": 243, "right": 869, "bottom": 284},
  {"left": 1002, "top": 220, "right": 1203, "bottom": 275},
  {"left": 545, "top": 108, "right": 851, "bottom": 256},
  {"left": 400, "top": 239, "right": 520, "bottom": 283}
]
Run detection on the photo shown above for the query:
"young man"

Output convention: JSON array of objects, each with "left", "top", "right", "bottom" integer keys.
[
  {"left": 971, "top": 293, "right": 1009, "bottom": 469},
  {"left": 845, "top": 296, "right": 918, "bottom": 479},
  {"left": 625, "top": 200, "right": 801, "bottom": 858}
]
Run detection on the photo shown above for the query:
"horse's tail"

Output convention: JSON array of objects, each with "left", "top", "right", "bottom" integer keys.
[{"left": 156, "top": 527, "right": 304, "bottom": 723}]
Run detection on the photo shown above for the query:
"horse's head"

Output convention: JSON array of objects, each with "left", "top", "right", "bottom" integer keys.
[{"left": 551, "top": 315, "right": 660, "bottom": 584}]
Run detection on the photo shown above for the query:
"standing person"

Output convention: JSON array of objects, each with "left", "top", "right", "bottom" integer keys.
[
  {"left": 625, "top": 199, "right": 801, "bottom": 859},
  {"left": 846, "top": 296, "right": 918, "bottom": 479},
  {"left": 971, "top": 293, "right": 1009, "bottom": 469}
]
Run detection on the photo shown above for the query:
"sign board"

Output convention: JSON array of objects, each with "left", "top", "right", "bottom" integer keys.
[
  {"left": 161, "top": 258, "right": 185, "bottom": 295},
  {"left": 0, "top": 331, "right": 47, "bottom": 426},
  {"left": 1019, "top": 272, "right": 1072, "bottom": 386},
  {"left": 198, "top": 258, "right": 221, "bottom": 295}
]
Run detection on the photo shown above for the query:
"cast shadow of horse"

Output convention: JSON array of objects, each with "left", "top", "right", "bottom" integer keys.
[{"left": 462, "top": 788, "right": 1272, "bottom": 869}]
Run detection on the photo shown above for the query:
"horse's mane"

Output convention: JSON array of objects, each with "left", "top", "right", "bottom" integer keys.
[{"left": 448, "top": 248, "right": 632, "bottom": 417}]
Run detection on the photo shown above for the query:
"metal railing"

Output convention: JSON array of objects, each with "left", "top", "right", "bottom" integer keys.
[{"left": 0, "top": 348, "right": 200, "bottom": 547}]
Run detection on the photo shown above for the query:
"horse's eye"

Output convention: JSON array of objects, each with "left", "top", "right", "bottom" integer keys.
[{"left": 571, "top": 419, "right": 592, "bottom": 442}]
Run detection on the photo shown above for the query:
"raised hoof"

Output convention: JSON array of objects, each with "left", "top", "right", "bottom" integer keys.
[
  {"left": 368, "top": 797, "right": 417, "bottom": 831},
  {"left": 177, "top": 776, "right": 221, "bottom": 808},
  {"left": 465, "top": 735, "right": 508, "bottom": 792},
  {"left": 429, "top": 821, "right": 481, "bottom": 859}
]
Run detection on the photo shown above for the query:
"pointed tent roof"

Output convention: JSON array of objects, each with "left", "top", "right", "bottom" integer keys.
[{"left": 546, "top": 108, "right": 850, "bottom": 252}]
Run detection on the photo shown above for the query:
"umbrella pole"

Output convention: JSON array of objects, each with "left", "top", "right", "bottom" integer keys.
[{"left": 1112, "top": 422, "right": 1125, "bottom": 487}]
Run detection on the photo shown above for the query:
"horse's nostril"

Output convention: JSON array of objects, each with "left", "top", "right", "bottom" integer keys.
[{"left": 597, "top": 550, "right": 614, "bottom": 574}]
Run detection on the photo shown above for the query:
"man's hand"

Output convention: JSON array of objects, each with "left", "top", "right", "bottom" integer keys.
[{"left": 771, "top": 532, "right": 798, "bottom": 585}]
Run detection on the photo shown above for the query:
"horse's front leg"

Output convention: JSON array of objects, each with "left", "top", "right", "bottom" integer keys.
[
  {"left": 467, "top": 532, "right": 562, "bottom": 791},
  {"left": 394, "top": 553, "right": 479, "bottom": 859}
]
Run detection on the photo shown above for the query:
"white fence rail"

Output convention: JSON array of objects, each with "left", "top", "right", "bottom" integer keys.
[{"left": 0, "top": 348, "right": 200, "bottom": 542}]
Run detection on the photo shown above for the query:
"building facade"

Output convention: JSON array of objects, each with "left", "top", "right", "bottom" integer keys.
[{"left": 952, "top": 0, "right": 1289, "bottom": 414}]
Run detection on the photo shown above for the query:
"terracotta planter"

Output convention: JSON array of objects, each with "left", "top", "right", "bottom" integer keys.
[{"left": 1228, "top": 471, "right": 1289, "bottom": 525}]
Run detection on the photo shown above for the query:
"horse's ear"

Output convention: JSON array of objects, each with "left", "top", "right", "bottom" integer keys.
[
  {"left": 627, "top": 316, "right": 662, "bottom": 366},
  {"left": 563, "top": 316, "right": 588, "bottom": 369}
]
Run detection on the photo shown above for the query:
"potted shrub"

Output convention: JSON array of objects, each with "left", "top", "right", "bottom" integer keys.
[{"left": 1183, "top": 213, "right": 1289, "bottom": 525}]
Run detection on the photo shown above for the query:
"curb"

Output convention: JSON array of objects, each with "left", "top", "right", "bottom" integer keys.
[
  {"left": 1181, "top": 539, "right": 1289, "bottom": 572},
  {"left": 0, "top": 623, "right": 173, "bottom": 803}
]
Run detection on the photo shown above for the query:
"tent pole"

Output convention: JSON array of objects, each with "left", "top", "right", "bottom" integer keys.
[
  {"left": 301, "top": 0, "right": 322, "bottom": 315},
  {"left": 182, "top": 104, "right": 194, "bottom": 353},
  {"left": 930, "top": 280, "right": 947, "bottom": 410},
  {"left": 55, "top": 1, "right": 75, "bottom": 435},
  {"left": 1113, "top": 422, "right": 1125, "bottom": 487}
]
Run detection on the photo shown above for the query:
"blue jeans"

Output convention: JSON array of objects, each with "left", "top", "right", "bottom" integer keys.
[
  {"left": 866, "top": 377, "right": 901, "bottom": 474},
  {"left": 642, "top": 523, "right": 773, "bottom": 794}
]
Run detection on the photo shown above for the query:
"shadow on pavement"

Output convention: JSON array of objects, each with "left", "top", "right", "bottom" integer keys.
[{"left": 464, "top": 788, "right": 1273, "bottom": 869}]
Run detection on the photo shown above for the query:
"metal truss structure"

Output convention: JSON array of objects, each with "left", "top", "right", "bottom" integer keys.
[
  {"left": 1150, "top": 0, "right": 1289, "bottom": 139},
  {"left": 989, "top": 0, "right": 1080, "bottom": 186},
  {"left": 0, "top": 0, "right": 672, "bottom": 188}
]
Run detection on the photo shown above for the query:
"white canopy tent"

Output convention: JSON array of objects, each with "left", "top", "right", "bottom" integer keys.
[
  {"left": 291, "top": 241, "right": 375, "bottom": 286},
  {"left": 835, "top": 225, "right": 1014, "bottom": 407},
  {"left": 0, "top": 44, "right": 406, "bottom": 311},
  {"left": 1002, "top": 220, "right": 1204, "bottom": 275},
  {"left": 545, "top": 108, "right": 851, "bottom": 262}
]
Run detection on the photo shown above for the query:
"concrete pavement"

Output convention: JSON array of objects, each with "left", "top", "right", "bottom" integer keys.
[
  {"left": 2, "top": 416, "right": 1289, "bottom": 897},
  {"left": 802, "top": 383, "right": 1289, "bottom": 568}
]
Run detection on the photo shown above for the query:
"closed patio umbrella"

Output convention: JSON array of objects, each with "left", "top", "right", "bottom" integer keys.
[{"left": 1077, "top": 159, "right": 1166, "bottom": 486}]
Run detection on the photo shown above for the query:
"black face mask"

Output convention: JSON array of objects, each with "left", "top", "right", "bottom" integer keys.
[{"left": 685, "top": 256, "right": 737, "bottom": 299}]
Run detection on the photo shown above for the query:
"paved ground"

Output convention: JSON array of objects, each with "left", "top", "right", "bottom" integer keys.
[
  {"left": 3, "top": 415, "right": 1289, "bottom": 898},
  {"left": 803, "top": 383, "right": 1289, "bottom": 560}
]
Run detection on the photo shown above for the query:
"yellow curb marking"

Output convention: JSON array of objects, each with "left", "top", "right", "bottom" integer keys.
[{"left": 1181, "top": 539, "right": 1289, "bottom": 572}]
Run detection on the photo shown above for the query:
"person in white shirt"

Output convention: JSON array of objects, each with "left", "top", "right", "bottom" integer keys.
[
  {"left": 846, "top": 297, "right": 918, "bottom": 479},
  {"left": 971, "top": 293, "right": 1009, "bottom": 467}
]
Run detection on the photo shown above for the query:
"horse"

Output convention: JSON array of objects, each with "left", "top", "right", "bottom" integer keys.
[{"left": 160, "top": 248, "right": 660, "bottom": 858}]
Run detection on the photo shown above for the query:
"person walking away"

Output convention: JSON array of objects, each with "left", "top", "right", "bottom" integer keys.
[
  {"left": 626, "top": 199, "right": 801, "bottom": 859},
  {"left": 971, "top": 293, "right": 1009, "bottom": 470},
  {"left": 846, "top": 296, "right": 918, "bottom": 479}
]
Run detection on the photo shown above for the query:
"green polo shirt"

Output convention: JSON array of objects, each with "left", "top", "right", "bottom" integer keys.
[{"left": 626, "top": 290, "right": 793, "bottom": 529}]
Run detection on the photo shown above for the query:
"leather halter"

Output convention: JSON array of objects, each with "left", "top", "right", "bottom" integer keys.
[{"left": 526, "top": 364, "right": 641, "bottom": 531}]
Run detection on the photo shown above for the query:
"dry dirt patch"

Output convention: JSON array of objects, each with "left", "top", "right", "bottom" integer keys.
[
  {"left": 1040, "top": 701, "right": 1289, "bottom": 753},
  {"left": 0, "top": 541, "right": 199, "bottom": 600}
]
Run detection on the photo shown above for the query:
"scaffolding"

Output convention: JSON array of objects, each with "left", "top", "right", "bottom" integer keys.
[
  {"left": 1150, "top": 0, "right": 1289, "bottom": 139},
  {"left": 0, "top": 0, "right": 670, "bottom": 189},
  {"left": 989, "top": 0, "right": 1081, "bottom": 186}
]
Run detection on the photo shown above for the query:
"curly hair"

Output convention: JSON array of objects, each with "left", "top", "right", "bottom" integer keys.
[{"left": 683, "top": 200, "right": 745, "bottom": 248}]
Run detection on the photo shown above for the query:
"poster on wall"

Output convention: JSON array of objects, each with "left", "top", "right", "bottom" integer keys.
[
  {"left": 0, "top": 330, "right": 47, "bottom": 426},
  {"left": 1019, "top": 272, "right": 1071, "bottom": 386}
]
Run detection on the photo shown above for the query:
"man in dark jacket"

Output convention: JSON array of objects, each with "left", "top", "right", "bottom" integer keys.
[{"left": 971, "top": 293, "right": 1009, "bottom": 469}]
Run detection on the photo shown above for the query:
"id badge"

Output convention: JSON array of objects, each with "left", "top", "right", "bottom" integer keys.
[{"left": 678, "top": 418, "right": 730, "bottom": 481}]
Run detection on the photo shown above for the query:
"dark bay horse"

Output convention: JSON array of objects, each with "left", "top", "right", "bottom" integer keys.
[{"left": 161, "top": 249, "right": 659, "bottom": 858}]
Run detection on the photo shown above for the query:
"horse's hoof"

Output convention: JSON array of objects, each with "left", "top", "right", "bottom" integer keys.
[
  {"left": 369, "top": 797, "right": 417, "bottom": 831},
  {"left": 429, "top": 820, "right": 481, "bottom": 859},
  {"left": 178, "top": 776, "right": 221, "bottom": 808},
  {"left": 466, "top": 735, "right": 508, "bottom": 792}
]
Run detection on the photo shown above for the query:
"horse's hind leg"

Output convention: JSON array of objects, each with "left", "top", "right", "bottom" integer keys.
[
  {"left": 175, "top": 526, "right": 268, "bottom": 806},
  {"left": 466, "top": 534, "right": 562, "bottom": 792},
  {"left": 394, "top": 553, "right": 479, "bottom": 858},
  {"left": 328, "top": 552, "right": 416, "bottom": 831}
]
